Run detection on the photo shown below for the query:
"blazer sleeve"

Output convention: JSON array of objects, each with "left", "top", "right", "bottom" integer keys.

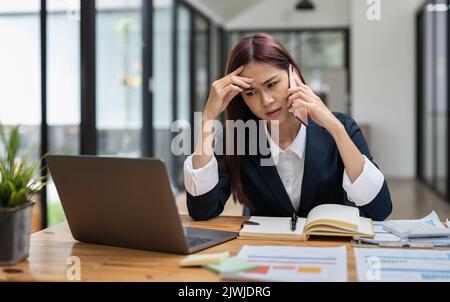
[
  {"left": 339, "top": 113, "right": 393, "bottom": 221},
  {"left": 186, "top": 154, "right": 232, "bottom": 221}
]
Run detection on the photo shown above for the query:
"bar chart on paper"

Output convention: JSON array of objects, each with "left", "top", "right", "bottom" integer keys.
[
  {"left": 221, "top": 245, "right": 348, "bottom": 282},
  {"left": 355, "top": 248, "right": 450, "bottom": 282}
]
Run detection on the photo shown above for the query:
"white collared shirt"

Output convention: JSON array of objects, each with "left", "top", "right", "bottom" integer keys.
[
  {"left": 263, "top": 121, "right": 306, "bottom": 211},
  {"left": 183, "top": 123, "right": 385, "bottom": 211}
]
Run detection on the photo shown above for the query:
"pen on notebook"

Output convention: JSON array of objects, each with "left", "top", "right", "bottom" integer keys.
[{"left": 290, "top": 213, "right": 298, "bottom": 231}]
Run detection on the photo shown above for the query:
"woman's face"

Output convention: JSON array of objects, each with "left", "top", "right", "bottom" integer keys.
[{"left": 239, "top": 61, "right": 293, "bottom": 123}]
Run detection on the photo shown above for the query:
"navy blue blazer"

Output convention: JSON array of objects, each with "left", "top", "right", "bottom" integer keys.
[{"left": 186, "top": 113, "right": 392, "bottom": 221}]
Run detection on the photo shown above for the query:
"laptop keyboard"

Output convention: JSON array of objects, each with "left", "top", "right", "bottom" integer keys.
[{"left": 186, "top": 236, "right": 214, "bottom": 247}]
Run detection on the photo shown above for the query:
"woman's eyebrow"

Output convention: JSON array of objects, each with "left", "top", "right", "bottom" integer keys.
[{"left": 243, "top": 74, "right": 279, "bottom": 91}]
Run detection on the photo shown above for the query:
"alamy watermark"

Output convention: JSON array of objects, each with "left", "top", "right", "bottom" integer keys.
[
  {"left": 366, "top": 0, "right": 381, "bottom": 21},
  {"left": 66, "top": 256, "right": 81, "bottom": 281},
  {"left": 365, "top": 256, "right": 381, "bottom": 281},
  {"left": 66, "top": 0, "right": 80, "bottom": 22},
  {"left": 170, "top": 112, "right": 280, "bottom": 166}
]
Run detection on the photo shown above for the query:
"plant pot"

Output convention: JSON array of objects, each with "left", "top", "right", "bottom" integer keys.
[{"left": 0, "top": 201, "right": 35, "bottom": 265}]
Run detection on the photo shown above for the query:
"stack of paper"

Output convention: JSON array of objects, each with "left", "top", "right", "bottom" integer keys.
[{"left": 353, "top": 211, "right": 450, "bottom": 248}]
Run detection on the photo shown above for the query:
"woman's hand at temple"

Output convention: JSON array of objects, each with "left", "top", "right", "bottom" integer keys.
[
  {"left": 193, "top": 66, "right": 253, "bottom": 169},
  {"left": 203, "top": 65, "right": 254, "bottom": 121}
]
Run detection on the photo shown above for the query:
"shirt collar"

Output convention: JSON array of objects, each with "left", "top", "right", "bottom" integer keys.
[{"left": 263, "top": 120, "right": 307, "bottom": 161}]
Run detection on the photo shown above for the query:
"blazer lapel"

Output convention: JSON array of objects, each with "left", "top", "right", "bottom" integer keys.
[
  {"left": 249, "top": 154, "right": 295, "bottom": 215},
  {"left": 248, "top": 127, "right": 295, "bottom": 215},
  {"left": 298, "top": 119, "right": 332, "bottom": 217}
]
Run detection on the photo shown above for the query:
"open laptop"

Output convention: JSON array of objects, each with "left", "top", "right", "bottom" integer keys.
[{"left": 46, "top": 155, "right": 237, "bottom": 254}]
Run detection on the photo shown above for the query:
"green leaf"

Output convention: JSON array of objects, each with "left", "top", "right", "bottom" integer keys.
[
  {"left": 10, "top": 188, "right": 27, "bottom": 207},
  {"left": 2, "top": 180, "right": 15, "bottom": 206},
  {"left": 0, "top": 122, "right": 46, "bottom": 207}
]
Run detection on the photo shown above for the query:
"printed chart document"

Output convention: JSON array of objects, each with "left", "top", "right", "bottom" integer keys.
[
  {"left": 221, "top": 245, "right": 348, "bottom": 282},
  {"left": 354, "top": 248, "right": 450, "bottom": 282}
]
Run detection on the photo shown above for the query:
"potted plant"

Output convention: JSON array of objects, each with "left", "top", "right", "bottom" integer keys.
[{"left": 0, "top": 124, "right": 46, "bottom": 265}]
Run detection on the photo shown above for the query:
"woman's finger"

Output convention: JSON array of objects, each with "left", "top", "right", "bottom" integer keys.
[
  {"left": 288, "top": 99, "right": 314, "bottom": 113},
  {"left": 231, "top": 76, "right": 253, "bottom": 89},
  {"left": 229, "top": 65, "right": 244, "bottom": 76},
  {"left": 288, "top": 90, "right": 311, "bottom": 103},
  {"left": 302, "top": 86, "right": 318, "bottom": 99},
  {"left": 223, "top": 84, "right": 243, "bottom": 103},
  {"left": 287, "top": 84, "right": 307, "bottom": 96},
  {"left": 224, "top": 84, "right": 243, "bottom": 94},
  {"left": 298, "top": 82, "right": 319, "bottom": 99},
  {"left": 288, "top": 85, "right": 317, "bottom": 102},
  {"left": 220, "top": 75, "right": 252, "bottom": 89},
  {"left": 234, "top": 75, "right": 254, "bottom": 83}
]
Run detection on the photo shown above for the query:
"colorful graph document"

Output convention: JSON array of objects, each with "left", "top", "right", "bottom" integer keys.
[
  {"left": 221, "top": 245, "right": 348, "bottom": 282},
  {"left": 354, "top": 248, "right": 450, "bottom": 282}
]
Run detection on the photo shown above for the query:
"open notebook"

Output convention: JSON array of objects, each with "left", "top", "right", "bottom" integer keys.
[{"left": 239, "top": 204, "right": 374, "bottom": 240}]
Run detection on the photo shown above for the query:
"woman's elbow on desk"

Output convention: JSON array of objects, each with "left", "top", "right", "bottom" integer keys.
[
  {"left": 359, "top": 181, "right": 393, "bottom": 221},
  {"left": 186, "top": 193, "right": 224, "bottom": 221}
]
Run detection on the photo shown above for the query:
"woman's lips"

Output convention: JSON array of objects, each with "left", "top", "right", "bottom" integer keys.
[{"left": 266, "top": 108, "right": 282, "bottom": 118}]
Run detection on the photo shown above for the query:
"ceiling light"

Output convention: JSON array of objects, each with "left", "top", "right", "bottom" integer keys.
[{"left": 296, "top": 0, "right": 315, "bottom": 10}]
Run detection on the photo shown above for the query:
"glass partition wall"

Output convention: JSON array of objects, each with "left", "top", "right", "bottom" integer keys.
[
  {"left": 0, "top": 0, "right": 227, "bottom": 228},
  {"left": 417, "top": 0, "right": 449, "bottom": 203}
]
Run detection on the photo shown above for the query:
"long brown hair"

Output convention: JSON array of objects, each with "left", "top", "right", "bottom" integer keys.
[{"left": 219, "top": 33, "right": 307, "bottom": 210}]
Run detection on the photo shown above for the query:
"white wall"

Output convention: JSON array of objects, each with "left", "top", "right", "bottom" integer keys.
[
  {"left": 351, "top": 0, "right": 422, "bottom": 177},
  {"left": 227, "top": 0, "right": 351, "bottom": 29}
]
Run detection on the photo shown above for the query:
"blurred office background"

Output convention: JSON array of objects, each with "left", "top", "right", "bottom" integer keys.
[{"left": 0, "top": 0, "right": 448, "bottom": 230}]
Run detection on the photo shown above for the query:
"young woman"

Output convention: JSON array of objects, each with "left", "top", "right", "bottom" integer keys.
[{"left": 183, "top": 33, "right": 392, "bottom": 221}]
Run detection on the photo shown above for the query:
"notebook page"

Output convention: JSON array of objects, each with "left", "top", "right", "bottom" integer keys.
[
  {"left": 306, "top": 204, "right": 359, "bottom": 228},
  {"left": 357, "top": 217, "right": 374, "bottom": 235},
  {"left": 240, "top": 216, "right": 306, "bottom": 237}
]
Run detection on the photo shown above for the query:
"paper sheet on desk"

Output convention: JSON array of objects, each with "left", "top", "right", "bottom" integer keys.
[
  {"left": 354, "top": 211, "right": 450, "bottom": 245},
  {"left": 220, "top": 245, "right": 347, "bottom": 282},
  {"left": 354, "top": 248, "right": 450, "bottom": 281}
]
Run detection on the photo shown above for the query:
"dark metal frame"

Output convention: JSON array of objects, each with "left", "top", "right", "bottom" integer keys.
[
  {"left": 40, "top": 0, "right": 48, "bottom": 229},
  {"left": 80, "top": 0, "right": 97, "bottom": 155},
  {"left": 416, "top": 9, "right": 424, "bottom": 181},
  {"left": 188, "top": 7, "right": 196, "bottom": 153},
  {"left": 432, "top": 0, "right": 438, "bottom": 193},
  {"left": 171, "top": 0, "right": 179, "bottom": 182},
  {"left": 142, "top": 0, "right": 154, "bottom": 157},
  {"left": 172, "top": 0, "right": 179, "bottom": 123}
]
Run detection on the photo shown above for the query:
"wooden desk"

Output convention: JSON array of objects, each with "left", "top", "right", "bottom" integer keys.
[{"left": 0, "top": 216, "right": 357, "bottom": 281}]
